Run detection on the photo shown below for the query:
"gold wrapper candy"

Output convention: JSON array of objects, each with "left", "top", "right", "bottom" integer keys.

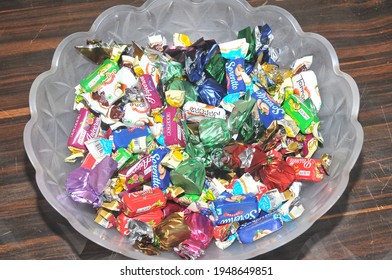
[{"left": 154, "top": 212, "right": 191, "bottom": 251}]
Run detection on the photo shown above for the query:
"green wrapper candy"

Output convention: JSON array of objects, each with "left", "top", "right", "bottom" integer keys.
[
  {"left": 79, "top": 59, "right": 119, "bottom": 92},
  {"left": 182, "top": 121, "right": 206, "bottom": 160},
  {"left": 170, "top": 158, "right": 206, "bottom": 195},
  {"left": 205, "top": 53, "right": 226, "bottom": 85},
  {"left": 282, "top": 94, "right": 319, "bottom": 134},
  {"left": 167, "top": 78, "right": 198, "bottom": 103},
  {"left": 112, "top": 147, "right": 137, "bottom": 170},
  {"left": 237, "top": 26, "right": 256, "bottom": 61},
  {"left": 199, "top": 118, "right": 232, "bottom": 151},
  {"left": 227, "top": 93, "right": 256, "bottom": 135},
  {"left": 161, "top": 60, "right": 184, "bottom": 85}
]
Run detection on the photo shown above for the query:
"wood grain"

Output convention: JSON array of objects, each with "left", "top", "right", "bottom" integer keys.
[{"left": 0, "top": 0, "right": 391, "bottom": 260}]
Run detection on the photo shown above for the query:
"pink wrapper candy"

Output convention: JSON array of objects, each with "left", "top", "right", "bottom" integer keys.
[
  {"left": 163, "top": 106, "right": 186, "bottom": 148},
  {"left": 139, "top": 74, "right": 163, "bottom": 111},
  {"left": 119, "top": 155, "right": 152, "bottom": 192},
  {"left": 174, "top": 212, "right": 214, "bottom": 259},
  {"left": 68, "top": 107, "right": 101, "bottom": 152}
]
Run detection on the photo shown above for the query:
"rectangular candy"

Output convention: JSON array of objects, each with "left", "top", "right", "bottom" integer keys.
[
  {"left": 112, "top": 126, "right": 150, "bottom": 150},
  {"left": 282, "top": 94, "right": 319, "bottom": 134},
  {"left": 151, "top": 147, "right": 171, "bottom": 190},
  {"left": 139, "top": 74, "right": 163, "bottom": 110},
  {"left": 112, "top": 147, "right": 135, "bottom": 170},
  {"left": 121, "top": 188, "right": 166, "bottom": 217},
  {"left": 292, "top": 70, "right": 321, "bottom": 112},
  {"left": 67, "top": 107, "right": 101, "bottom": 152},
  {"left": 119, "top": 155, "right": 152, "bottom": 192},
  {"left": 225, "top": 58, "right": 246, "bottom": 94},
  {"left": 79, "top": 59, "right": 119, "bottom": 93},
  {"left": 162, "top": 106, "right": 186, "bottom": 148},
  {"left": 236, "top": 213, "right": 283, "bottom": 244},
  {"left": 252, "top": 89, "right": 285, "bottom": 128},
  {"left": 183, "top": 101, "right": 226, "bottom": 122},
  {"left": 286, "top": 156, "right": 325, "bottom": 182},
  {"left": 209, "top": 193, "right": 259, "bottom": 225}
]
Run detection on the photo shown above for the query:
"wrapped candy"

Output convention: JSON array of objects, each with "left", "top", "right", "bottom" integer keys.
[
  {"left": 174, "top": 211, "right": 214, "bottom": 259},
  {"left": 199, "top": 118, "right": 232, "bottom": 152},
  {"left": 153, "top": 212, "right": 191, "bottom": 251},
  {"left": 170, "top": 158, "right": 206, "bottom": 195}
]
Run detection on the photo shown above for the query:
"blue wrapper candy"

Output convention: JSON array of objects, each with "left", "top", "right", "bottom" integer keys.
[
  {"left": 225, "top": 58, "right": 246, "bottom": 94},
  {"left": 252, "top": 89, "right": 285, "bottom": 128},
  {"left": 258, "top": 188, "right": 284, "bottom": 213},
  {"left": 151, "top": 147, "right": 171, "bottom": 190},
  {"left": 196, "top": 77, "right": 227, "bottom": 107},
  {"left": 236, "top": 213, "right": 283, "bottom": 244},
  {"left": 209, "top": 193, "right": 259, "bottom": 225},
  {"left": 277, "top": 197, "right": 305, "bottom": 222},
  {"left": 112, "top": 126, "right": 151, "bottom": 149}
]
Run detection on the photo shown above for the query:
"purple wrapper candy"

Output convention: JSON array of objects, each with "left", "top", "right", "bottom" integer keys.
[
  {"left": 175, "top": 212, "right": 214, "bottom": 259},
  {"left": 151, "top": 147, "right": 171, "bottom": 190},
  {"left": 66, "top": 167, "right": 98, "bottom": 205},
  {"left": 67, "top": 107, "right": 101, "bottom": 151},
  {"left": 139, "top": 74, "right": 163, "bottom": 111},
  {"left": 88, "top": 156, "right": 118, "bottom": 194},
  {"left": 119, "top": 155, "right": 152, "bottom": 192},
  {"left": 225, "top": 58, "right": 246, "bottom": 94},
  {"left": 162, "top": 202, "right": 185, "bottom": 218},
  {"left": 252, "top": 89, "right": 284, "bottom": 128},
  {"left": 162, "top": 106, "right": 186, "bottom": 148}
]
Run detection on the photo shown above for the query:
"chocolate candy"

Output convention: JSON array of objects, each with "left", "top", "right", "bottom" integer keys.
[
  {"left": 67, "top": 107, "right": 101, "bottom": 153},
  {"left": 252, "top": 89, "right": 285, "bottom": 128},
  {"left": 139, "top": 74, "right": 163, "bottom": 111},
  {"left": 151, "top": 147, "right": 171, "bottom": 190},
  {"left": 170, "top": 158, "right": 206, "bottom": 195},
  {"left": 209, "top": 193, "right": 259, "bottom": 225},
  {"left": 162, "top": 106, "right": 186, "bottom": 148},
  {"left": 183, "top": 101, "right": 226, "bottom": 123},
  {"left": 119, "top": 155, "right": 152, "bottom": 192},
  {"left": 78, "top": 59, "right": 119, "bottom": 93},
  {"left": 153, "top": 212, "right": 191, "bottom": 251},
  {"left": 236, "top": 213, "right": 283, "bottom": 244},
  {"left": 121, "top": 188, "right": 166, "bottom": 217},
  {"left": 286, "top": 156, "right": 326, "bottom": 182}
]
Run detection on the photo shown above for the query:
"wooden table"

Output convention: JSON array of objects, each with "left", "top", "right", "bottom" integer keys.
[{"left": 1, "top": 0, "right": 391, "bottom": 260}]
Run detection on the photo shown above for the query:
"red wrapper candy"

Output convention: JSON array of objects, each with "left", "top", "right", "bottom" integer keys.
[
  {"left": 244, "top": 144, "right": 268, "bottom": 179},
  {"left": 286, "top": 156, "right": 325, "bottom": 182},
  {"left": 259, "top": 151, "right": 295, "bottom": 192},
  {"left": 121, "top": 188, "right": 166, "bottom": 217}
]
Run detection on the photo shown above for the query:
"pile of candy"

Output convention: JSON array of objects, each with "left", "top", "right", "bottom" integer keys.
[{"left": 65, "top": 24, "right": 331, "bottom": 259}]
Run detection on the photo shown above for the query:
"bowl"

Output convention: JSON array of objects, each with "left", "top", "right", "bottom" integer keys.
[{"left": 23, "top": 0, "right": 363, "bottom": 259}]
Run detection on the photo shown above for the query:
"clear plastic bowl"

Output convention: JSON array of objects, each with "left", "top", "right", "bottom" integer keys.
[{"left": 23, "top": 0, "right": 363, "bottom": 259}]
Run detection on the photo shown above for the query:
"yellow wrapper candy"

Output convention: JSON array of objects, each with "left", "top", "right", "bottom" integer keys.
[
  {"left": 173, "top": 33, "right": 192, "bottom": 47},
  {"left": 165, "top": 89, "right": 185, "bottom": 107}
]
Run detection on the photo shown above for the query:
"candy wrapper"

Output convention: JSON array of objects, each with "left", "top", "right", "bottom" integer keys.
[
  {"left": 170, "top": 158, "right": 206, "bottom": 195},
  {"left": 154, "top": 212, "right": 191, "bottom": 251},
  {"left": 174, "top": 212, "right": 214, "bottom": 259},
  {"left": 236, "top": 213, "right": 283, "bottom": 244},
  {"left": 151, "top": 147, "right": 171, "bottom": 190},
  {"left": 121, "top": 188, "right": 166, "bottom": 217},
  {"left": 67, "top": 107, "right": 101, "bottom": 158},
  {"left": 209, "top": 193, "right": 259, "bottom": 225}
]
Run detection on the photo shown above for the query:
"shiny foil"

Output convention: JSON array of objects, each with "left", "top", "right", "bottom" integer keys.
[{"left": 154, "top": 212, "right": 191, "bottom": 251}]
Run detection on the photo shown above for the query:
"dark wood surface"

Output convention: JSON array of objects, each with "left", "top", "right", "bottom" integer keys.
[{"left": 0, "top": 0, "right": 391, "bottom": 260}]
